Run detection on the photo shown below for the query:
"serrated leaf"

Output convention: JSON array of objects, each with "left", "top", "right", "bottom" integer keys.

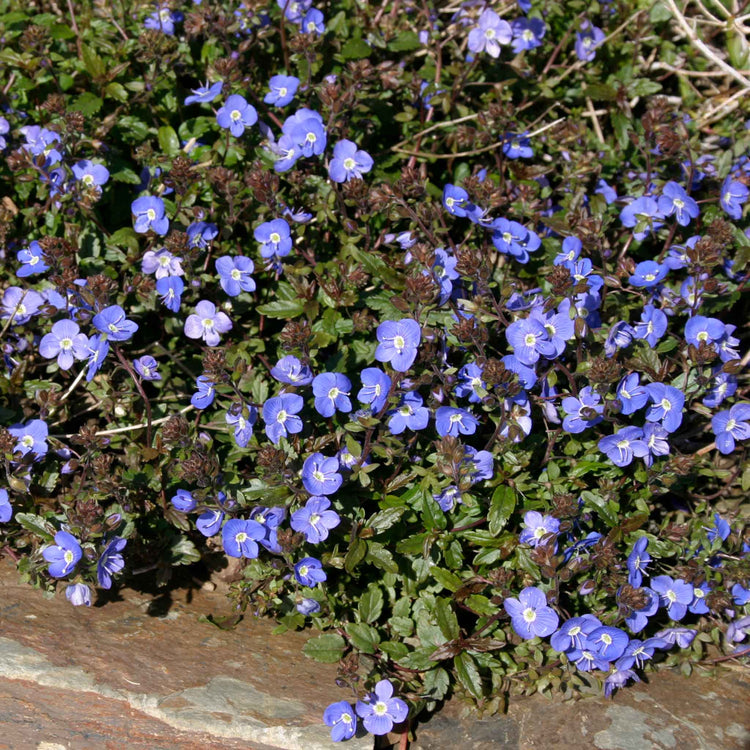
[
  {"left": 71, "top": 92, "right": 103, "bottom": 115},
  {"left": 388, "top": 31, "right": 421, "bottom": 51},
  {"left": 379, "top": 641, "right": 409, "bottom": 660},
  {"left": 366, "top": 506, "right": 404, "bottom": 534},
  {"left": 365, "top": 542, "right": 399, "bottom": 573},
  {"left": 345, "top": 536, "right": 367, "bottom": 572},
  {"left": 303, "top": 633, "right": 346, "bottom": 663},
  {"left": 435, "top": 597, "right": 459, "bottom": 640},
  {"left": 158, "top": 125, "right": 180, "bottom": 156},
  {"left": 388, "top": 616, "right": 414, "bottom": 637},
  {"left": 345, "top": 622, "right": 380, "bottom": 653},
  {"left": 15, "top": 513, "right": 54, "bottom": 542},
  {"left": 430, "top": 566, "right": 463, "bottom": 592},
  {"left": 358, "top": 585, "right": 384, "bottom": 624},
  {"left": 256, "top": 299, "right": 306, "bottom": 319},
  {"left": 454, "top": 652, "right": 484, "bottom": 699},
  {"left": 488, "top": 485, "right": 516, "bottom": 535},
  {"left": 340, "top": 38, "right": 371, "bottom": 59},
  {"left": 81, "top": 44, "right": 105, "bottom": 78}
]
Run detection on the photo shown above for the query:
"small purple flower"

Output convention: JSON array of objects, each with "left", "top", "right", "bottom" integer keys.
[
  {"left": 328, "top": 139, "right": 373, "bottom": 183},
  {"left": 616, "top": 637, "right": 668, "bottom": 670},
  {"left": 387, "top": 391, "right": 430, "bottom": 434},
  {"left": 191, "top": 375, "right": 216, "bottom": 409},
  {"left": 301, "top": 453, "right": 342, "bottom": 496},
  {"left": 39, "top": 319, "right": 90, "bottom": 370},
  {"left": 184, "top": 81, "right": 223, "bottom": 106},
  {"left": 442, "top": 184, "right": 472, "bottom": 217},
  {"left": 97, "top": 537, "right": 126, "bottom": 589},
  {"left": 619, "top": 196, "right": 663, "bottom": 240},
  {"left": 324, "top": 701, "right": 357, "bottom": 742},
  {"left": 254, "top": 218, "right": 293, "bottom": 258},
  {"left": 720, "top": 177, "right": 748, "bottom": 220},
  {"left": 8, "top": 419, "right": 49, "bottom": 457},
  {"left": 519, "top": 511, "right": 560, "bottom": 547},
  {"left": 294, "top": 557, "right": 327, "bottom": 587},
  {"left": 598, "top": 426, "right": 648, "bottom": 467},
  {"left": 312, "top": 373, "right": 352, "bottom": 418},
  {"left": 216, "top": 95, "right": 258, "bottom": 137},
  {"left": 196, "top": 509, "right": 224, "bottom": 537},
  {"left": 133, "top": 355, "right": 161, "bottom": 381},
  {"left": 574, "top": 22, "right": 605, "bottom": 61},
  {"left": 504, "top": 586, "right": 559, "bottom": 639},
  {"left": 271, "top": 355, "right": 313, "bottom": 385},
  {"left": 93, "top": 305, "right": 139, "bottom": 342},
  {"left": 706, "top": 513, "right": 730, "bottom": 544},
  {"left": 355, "top": 680, "right": 409, "bottom": 736},
  {"left": 642, "top": 422, "right": 670, "bottom": 467},
  {"left": 142, "top": 248, "right": 183, "bottom": 279},
  {"left": 171, "top": 489, "right": 196, "bottom": 512},
  {"left": 550, "top": 615, "right": 601, "bottom": 653},
  {"left": 297, "top": 597, "right": 321, "bottom": 615},
  {"left": 132, "top": 195, "right": 169, "bottom": 235},
  {"left": 616, "top": 373, "right": 649, "bottom": 415},
  {"left": 43, "top": 531, "right": 82, "bottom": 578},
  {"left": 651, "top": 575, "right": 694, "bottom": 621},
  {"left": 85, "top": 335, "right": 109, "bottom": 381},
  {"left": 357, "top": 368, "right": 392, "bottom": 413},
  {"left": 658, "top": 181, "right": 699, "bottom": 226},
  {"left": 627, "top": 537, "right": 651, "bottom": 587},
  {"left": 468, "top": 9, "right": 512, "bottom": 57},
  {"left": 375, "top": 319, "right": 421, "bottom": 372},
  {"left": 506, "top": 317, "right": 555, "bottom": 366},
  {"left": 156, "top": 276, "right": 184, "bottom": 313},
  {"left": 511, "top": 17, "right": 545, "bottom": 53},
  {"left": 587, "top": 626, "right": 629, "bottom": 660},
  {"left": 72, "top": 159, "right": 109, "bottom": 188},
  {"left": 226, "top": 405, "right": 257, "bottom": 448},
  {"left": 629, "top": 260, "right": 668, "bottom": 288},
  {"left": 624, "top": 587, "right": 660, "bottom": 633},
  {"left": 17, "top": 241, "right": 49, "bottom": 277},
  {"left": 656, "top": 627, "right": 697, "bottom": 649},
  {"left": 290, "top": 115, "right": 327, "bottom": 157},
  {"left": 645, "top": 383, "right": 684, "bottom": 433},
  {"left": 604, "top": 666, "right": 640, "bottom": 697},
  {"left": 0, "top": 489, "right": 13, "bottom": 523},
  {"left": 264, "top": 75, "right": 299, "bottom": 107},
  {"left": 455, "top": 363, "right": 486, "bottom": 403},
  {"left": 633, "top": 305, "right": 667, "bottom": 348},
  {"left": 144, "top": 5, "right": 182, "bottom": 34},
  {"left": 222, "top": 518, "right": 265, "bottom": 558},
  {"left": 263, "top": 393, "right": 304, "bottom": 444},
  {"left": 184, "top": 300, "right": 232, "bottom": 346},
  {"left": 712, "top": 402, "right": 750, "bottom": 455},
  {"left": 435, "top": 406, "right": 479, "bottom": 437},
  {"left": 301, "top": 8, "right": 325, "bottom": 35},
  {"left": 216, "top": 256, "right": 256, "bottom": 297},
  {"left": 291, "top": 496, "right": 340, "bottom": 543},
  {"left": 502, "top": 132, "right": 533, "bottom": 159},
  {"left": 562, "top": 386, "right": 603, "bottom": 433},
  {"left": 685, "top": 315, "right": 726, "bottom": 348},
  {"left": 66, "top": 583, "right": 92, "bottom": 607}
]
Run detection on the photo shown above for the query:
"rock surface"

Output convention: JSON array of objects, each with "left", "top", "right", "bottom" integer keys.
[{"left": 0, "top": 558, "right": 747, "bottom": 749}]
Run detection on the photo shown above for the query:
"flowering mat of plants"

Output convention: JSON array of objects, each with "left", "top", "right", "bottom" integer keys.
[{"left": 0, "top": 0, "right": 748, "bottom": 745}]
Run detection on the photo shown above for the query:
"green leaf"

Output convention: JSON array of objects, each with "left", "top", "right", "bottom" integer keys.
[
  {"left": 105, "top": 82, "right": 128, "bottom": 102},
  {"left": 464, "top": 594, "right": 496, "bottom": 616},
  {"left": 365, "top": 542, "right": 399, "bottom": 573},
  {"left": 345, "top": 536, "right": 368, "bottom": 573},
  {"left": 388, "top": 616, "right": 414, "bottom": 637},
  {"left": 158, "top": 125, "right": 180, "bottom": 156},
  {"left": 256, "top": 299, "right": 306, "bottom": 319},
  {"left": 303, "top": 633, "right": 346, "bottom": 663},
  {"left": 430, "top": 566, "right": 463, "bottom": 592},
  {"left": 488, "top": 486, "right": 516, "bottom": 535},
  {"left": 345, "top": 622, "right": 380, "bottom": 653},
  {"left": 435, "top": 597, "right": 459, "bottom": 640},
  {"left": 167, "top": 536, "right": 201, "bottom": 565},
  {"left": 454, "top": 652, "right": 484, "bottom": 700},
  {"left": 81, "top": 44, "right": 106, "bottom": 78},
  {"left": 15, "top": 513, "right": 55, "bottom": 542},
  {"left": 340, "top": 38, "right": 371, "bottom": 59},
  {"left": 358, "top": 585, "right": 384, "bottom": 624},
  {"left": 388, "top": 31, "right": 421, "bottom": 52},
  {"left": 71, "top": 92, "right": 103, "bottom": 115},
  {"left": 397, "top": 646, "right": 438, "bottom": 670}
]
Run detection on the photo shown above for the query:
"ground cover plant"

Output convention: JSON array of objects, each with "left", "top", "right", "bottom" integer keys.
[{"left": 0, "top": 0, "right": 749, "bottom": 743}]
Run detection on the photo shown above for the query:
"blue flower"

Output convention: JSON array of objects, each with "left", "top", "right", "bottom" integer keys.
[
  {"left": 142, "top": 248, "right": 183, "bottom": 279},
  {"left": 658, "top": 181, "right": 699, "bottom": 226},
  {"left": 264, "top": 75, "right": 299, "bottom": 107},
  {"left": 616, "top": 373, "right": 649, "bottom": 415},
  {"left": 504, "top": 586, "right": 559, "bottom": 639},
  {"left": 271, "top": 355, "right": 313, "bottom": 385},
  {"left": 294, "top": 557, "right": 327, "bottom": 587},
  {"left": 144, "top": 5, "right": 182, "bottom": 34},
  {"left": 355, "top": 680, "right": 408, "bottom": 736},
  {"left": 720, "top": 177, "right": 748, "bottom": 220},
  {"left": 93, "top": 305, "right": 139, "bottom": 342},
  {"left": 191, "top": 376, "right": 216, "bottom": 409},
  {"left": 254, "top": 218, "right": 293, "bottom": 258},
  {"left": 706, "top": 512, "right": 731, "bottom": 543},
  {"left": 598, "top": 426, "right": 648, "bottom": 467},
  {"left": 375, "top": 319, "right": 421, "bottom": 372},
  {"left": 133, "top": 355, "right": 161, "bottom": 381},
  {"left": 222, "top": 518, "right": 265, "bottom": 558},
  {"left": 312, "top": 373, "right": 352, "bottom": 418},
  {"left": 196, "top": 509, "right": 224, "bottom": 537},
  {"left": 605, "top": 321, "right": 636, "bottom": 358},
  {"left": 467, "top": 9, "right": 511, "bottom": 57},
  {"left": 550, "top": 615, "right": 601, "bottom": 653},
  {"left": 85, "top": 335, "right": 109, "bottom": 381},
  {"left": 329, "top": 139, "right": 373, "bottom": 183},
  {"left": 506, "top": 317, "right": 555, "bottom": 366},
  {"left": 562, "top": 386, "right": 603, "bottom": 433},
  {"left": 186, "top": 221, "right": 219, "bottom": 248},
  {"left": 688, "top": 582, "right": 711, "bottom": 615},
  {"left": 290, "top": 115, "right": 327, "bottom": 157},
  {"left": 387, "top": 391, "right": 429, "bottom": 434},
  {"left": 574, "top": 21, "right": 605, "bottom": 61},
  {"left": 642, "top": 422, "right": 670, "bottom": 467},
  {"left": 216, "top": 256, "right": 256, "bottom": 297},
  {"left": 357, "top": 367, "right": 392, "bottom": 413},
  {"left": 263, "top": 393, "right": 304, "bottom": 444},
  {"left": 171, "top": 489, "right": 196, "bottom": 512},
  {"left": 434, "top": 485, "right": 462, "bottom": 512},
  {"left": 43, "top": 531, "right": 82, "bottom": 578},
  {"left": 502, "top": 132, "right": 533, "bottom": 159},
  {"left": 633, "top": 305, "right": 668, "bottom": 348},
  {"left": 216, "top": 95, "right": 258, "bottom": 137},
  {"left": 624, "top": 587, "right": 659, "bottom": 633},
  {"left": 587, "top": 626, "right": 629, "bottom": 660},
  {"left": 555, "top": 236, "right": 582, "bottom": 266},
  {"left": 301, "top": 8, "right": 325, "bottom": 34},
  {"left": 156, "top": 276, "right": 184, "bottom": 313},
  {"left": 131, "top": 195, "right": 169, "bottom": 235},
  {"left": 301, "top": 453, "right": 342, "bottom": 495},
  {"left": 616, "top": 637, "right": 668, "bottom": 670},
  {"left": 629, "top": 260, "right": 668, "bottom": 288},
  {"left": 684, "top": 315, "right": 725, "bottom": 348},
  {"left": 644, "top": 383, "right": 684, "bottom": 433},
  {"left": 0, "top": 489, "right": 13, "bottom": 523},
  {"left": 39, "top": 320, "right": 89, "bottom": 370},
  {"left": 297, "top": 597, "right": 321, "bottom": 615},
  {"left": 323, "top": 701, "right": 357, "bottom": 742},
  {"left": 8, "top": 419, "right": 48, "bottom": 457},
  {"left": 184, "top": 81, "right": 223, "bottom": 106},
  {"left": 291, "top": 496, "right": 340, "bottom": 543},
  {"left": 655, "top": 627, "right": 697, "bottom": 649},
  {"left": 619, "top": 196, "right": 663, "bottom": 240},
  {"left": 97, "top": 537, "right": 126, "bottom": 589},
  {"left": 435, "top": 406, "right": 479, "bottom": 437},
  {"left": 712, "top": 402, "right": 750, "bottom": 454},
  {"left": 442, "top": 184, "right": 472, "bottom": 217},
  {"left": 272, "top": 134, "right": 301, "bottom": 173},
  {"left": 519, "top": 511, "right": 560, "bottom": 547},
  {"left": 511, "top": 17, "right": 545, "bottom": 53},
  {"left": 184, "top": 300, "right": 232, "bottom": 346},
  {"left": 72, "top": 160, "right": 109, "bottom": 188},
  {"left": 455, "top": 363, "right": 486, "bottom": 403},
  {"left": 66, "top": 583, "right": 92, "bottom": 607},
  {"left": 17, "top": 241, "right": 49, "bottom": 277},
  {"left": 226, "top": 404, "right": 257, "bottom": 447},
  {"left": 651, "top": 575, "right": 693, "bottom": 621}
]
